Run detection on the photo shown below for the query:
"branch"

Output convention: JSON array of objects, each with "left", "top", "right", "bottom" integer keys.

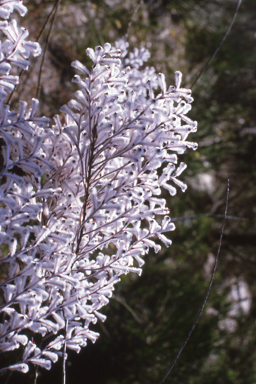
[
  {"left": 159, "top": 179, "right": 230, "bottom": 384},
  {"left": 191, "top": 0, "right": 242, "bottom": 89},
  {"left": 172, "top": 213, "right": 245, "bottom": 222},
  {"left": 124, "top": 0, "right": 143, "bottom": 41},
  {"left": 7, "top": 0, "right": 62, "bottom": 105},
  {"left": 36, "top": 0, "right": 61, "bottom": 99},
  {"left": 62, "top": 317, "right": 68, "bottom": 384}
]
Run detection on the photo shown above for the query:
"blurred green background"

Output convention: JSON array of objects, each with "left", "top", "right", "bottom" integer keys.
[{"left": 4, "top": 0, "right": 256, "bottom": 383}]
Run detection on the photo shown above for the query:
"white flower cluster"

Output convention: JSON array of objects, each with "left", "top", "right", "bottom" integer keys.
[{"left": 0, "top": 0, "right": 197, "bottom": 374}]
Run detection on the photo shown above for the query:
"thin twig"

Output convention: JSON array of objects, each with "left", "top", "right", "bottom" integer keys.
[
  {"left": 36, "top": 0, "right": 61, "bottom": 99},
  {"left": 112, "top": 294, "right": 142, "bottom": 324},
  {"left": 36, "top": 1, "right": 60, "bottom": 42},
  {"left": 124, "top": 0, "right": 143, "bottom": 41},
  {"left": 171, "top": 213, "right": 245, "bottom": 222},
  {"left": 158, "top": 179, "right": 230, "bottom": 384},
  {"left": 33, "top": 366, "right": 39, "bottom": 384},
  {"left": 7, "top": 0, "right": 61, "bottom": 105},
  {"left": 190, "top": 0, "right": 242, "bottom": 89},
  {"left": 6, "top": 68, "right": 23, "bottom": 104},
  {"left": 62, "top": 317, "right": 68, "bottom": 384}
]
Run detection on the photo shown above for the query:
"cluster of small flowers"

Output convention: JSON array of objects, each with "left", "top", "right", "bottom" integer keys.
[{"left": 0, "top": 0, "right": 197, "bottom": 374}]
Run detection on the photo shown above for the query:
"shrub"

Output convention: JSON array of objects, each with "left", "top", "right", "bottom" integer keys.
[{"left": 0, "top": 0, "right": 197, "bottom": 375}]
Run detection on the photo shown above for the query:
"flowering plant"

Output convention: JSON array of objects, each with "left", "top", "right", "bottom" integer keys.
[{"left": 0, "top": 0, "right": 197, "bottom": 375}]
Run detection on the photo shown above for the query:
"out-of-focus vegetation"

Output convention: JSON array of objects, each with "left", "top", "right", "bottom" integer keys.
[{"left": 4, "top": 0, "right": 256, "bottom": 383}]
